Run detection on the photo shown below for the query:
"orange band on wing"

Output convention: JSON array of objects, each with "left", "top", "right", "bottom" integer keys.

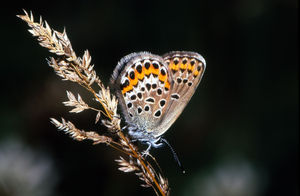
[
  {"left": 122, "top": 61, "right": 173, "bottom": 94},
  {"left": 193, "top": 70, "right": 199, "bottom": 77},
  {"left": 137, "top": 70, "right": 144, "bottom": 80},
  {"left": 144, "top": 66, "right": 151, "bottom": 76},
  {"left": 158, "top": 73, "right": 167, "bottom": 82},
  {"left": 152, "top": 66, "right": 159, "bottom": 75},
  {"left": 169, "top": 62, "right": 179, "bottom": 72},
  {"left": 122, "top": 85, "right": 133, "bottom": 94},
  {"left": 180, "top": 63, "right": 187, "bottom": 70},
  {"left": 130, "top": 72, "right": 139, "bottom": 86},
  {"left": 188, "top": 63, "right": 194, "bottom": 72},
  {"left": 165, "top": 80, "right": 170, "bottom": 89}
]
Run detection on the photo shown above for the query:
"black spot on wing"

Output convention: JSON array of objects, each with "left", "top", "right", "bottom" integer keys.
[
  {"left": 154, "top": 110, "right": 161, "bottom": 117},
  {"left": 171, "top": 94, "right": 180, "bottom": 100},
  {"left": 144, "top": 105, "right": 150, "bottom": 111},
  {"left": 145, "top": 62, "right": 150, "bottom": 69},
  {"left": 136, "top": 64, "right": 142, "bottom": 73},
  {"left": 160, "top": 100, "right": 166, "bottom": 107},
  {"left": 145, "top": 97, "right": 155, "bottom": 103},
  {"left": 129, "top": 71, "right": 135, "bottom": 79},
  {"left": 137, "top": 107, "right": 142, "bottom": 114},
  {"left": 130, "top": 95, "right": 137, "bottom": 100},
  {"left": 157, "top": 88, "right": 162, "bottom": 95},
  {"left": 137, "top": 92, "right": 142, "bottom": 99},
  {"left": 177, "top": 78, "right": 182, "bottom": 83},
  {"left": 146, "top": 83, "right": 151, "bottom": 91}
]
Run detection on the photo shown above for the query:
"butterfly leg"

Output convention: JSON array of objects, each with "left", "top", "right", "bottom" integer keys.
[
  {"left": 141, "top": 137, "right": 163, "bottom": 156},
  {"left": 151, "top": 137, "right": 164, "bottom": 148},
  {"left": 141, "top": 142, "right": 152, "bottom": 157}
]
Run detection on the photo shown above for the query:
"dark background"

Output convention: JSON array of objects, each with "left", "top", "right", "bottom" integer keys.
[{"left": 0, "top": 0, "right": 298, "bottom": 196}]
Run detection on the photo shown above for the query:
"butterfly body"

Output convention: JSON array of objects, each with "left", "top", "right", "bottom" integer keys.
[{"left": 111, "top": 51, "right": 206, "bottom": 150}]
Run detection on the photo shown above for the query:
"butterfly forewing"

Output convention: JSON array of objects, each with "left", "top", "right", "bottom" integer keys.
[{"left": 152, "top": 51, "right": 206, "bottom": 137}]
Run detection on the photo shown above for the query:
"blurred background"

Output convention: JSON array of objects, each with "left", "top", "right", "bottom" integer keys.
[{"left": 1, "top": 0, "right": 298, "bottom": 195}]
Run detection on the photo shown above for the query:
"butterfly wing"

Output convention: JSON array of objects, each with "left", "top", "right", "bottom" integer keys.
[
  {"left": 151, "top": 51, "right": 206, "bottom": 137},
  {"left": 111, "top": 52, "right": 174, "bottom": 134}
]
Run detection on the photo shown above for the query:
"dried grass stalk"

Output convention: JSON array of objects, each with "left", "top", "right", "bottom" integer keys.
[{"left": 18, "top": 10, "right": 169, "bottom": 196}]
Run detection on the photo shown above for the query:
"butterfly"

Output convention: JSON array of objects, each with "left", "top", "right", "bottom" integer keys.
[{"left": 111, "top": 51, "right": 206, "bottom": 158}]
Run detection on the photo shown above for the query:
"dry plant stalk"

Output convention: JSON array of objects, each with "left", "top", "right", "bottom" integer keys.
[{"left": 17, "top": 10, "right": 169, "bottom": 196}]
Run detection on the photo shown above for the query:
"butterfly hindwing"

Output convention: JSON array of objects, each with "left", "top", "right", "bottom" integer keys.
[{"left": 151, "top": 51, "right": 206, "bottom": 137}]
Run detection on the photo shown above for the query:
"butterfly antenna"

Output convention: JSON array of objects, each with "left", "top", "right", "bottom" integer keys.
[{"left": 160, "top": 138, "right": 185, "bottom": 173}]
